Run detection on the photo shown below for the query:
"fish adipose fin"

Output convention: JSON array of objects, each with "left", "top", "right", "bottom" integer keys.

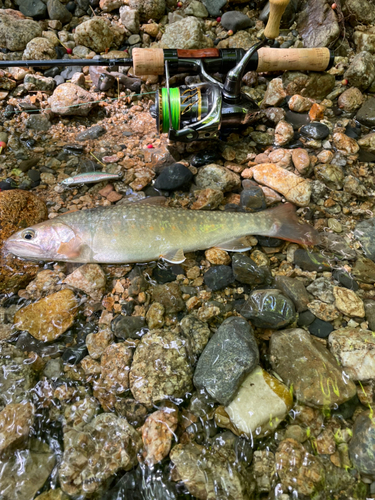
[
  {"left": 216, "top": 236, "right": 254, "bottom": 252},
  {"left": 57, "top": 236, "right": 83, "bottom": 259},
  {"left": 161, "top": 248, "right": 186, "bottom": 264},
  {"left": 267, "top": 202, "right": 320, "bottom": 246}
]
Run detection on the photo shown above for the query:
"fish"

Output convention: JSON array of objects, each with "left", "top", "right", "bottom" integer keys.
[
  {"left": 61, "top": 172, "right": 122, "bottom": 186},
  {"left": 4, "top": 201, "right": 319, "bottom": 264}
]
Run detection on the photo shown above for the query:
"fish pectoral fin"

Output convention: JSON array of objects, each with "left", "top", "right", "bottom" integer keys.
[
  {"left": 161, "top": 248, "right": 186, "bottom": 264},
  {"left": 215, "top": 236, "right": 254, "bottom": 252},
  {"left": 57, "top": 236, "right": 83, "bottom": 259},
  {"left": 135, "top": 196, "right": 167, "bottom": 206}
]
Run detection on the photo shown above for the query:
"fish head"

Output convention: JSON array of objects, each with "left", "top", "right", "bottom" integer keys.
[
  {"left": 4, "top": 221, "right": 79, "bottom": 261},
  {"left": 61, "top": 177, "right": 74, "bottom": 186}
]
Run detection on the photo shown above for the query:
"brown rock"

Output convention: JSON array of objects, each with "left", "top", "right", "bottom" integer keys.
[
  {"left": 86, "top": 327, "right": 113, "bottom": 359},
  {"left": 315, "top": 429, "right": 336, "bottom": 455},
  {"left": 146, "top": 302, "right": 165, "bottom": 329},
  {"left": 48, "top": 83, "right": 96, "bottom": 117},
  {"left": 106, "top": 191, "right": 123, "bottom": 202},
  {"left": 338, "top": 87, "right": 364, "bottom": 112},
  {"left": 250, "top": 163, "right": 312, "bottom": 207},
  {"left": 307, "top": 300, "right": 340, "bottom": 321},
  {"left": 152, "top": 283, "right": 185, "bottom": 314},
  {"left": 333, "top": 132, "right": 359, "bottom": 155},
  {"left": 333, "top": 286, "right": 365, "bottom": 317},
  {"left": 309, "top": 103, "right": 325, "bottom": 121},
  {"left": 0, "top": 402, "right": 34, "bottom": 454},
  {"left": 100, "top": 343, "right": 133, "bottom": 394},
  {"left": 63, "top": 264, "right": 106, "bottom": 301},
  {"left": 191, "top": 188, "right": 224, "bottom": 210},
  {"left": 292, "top": 148, "right": 310, "bottom": 175},
  {"left": 263, "top": 78, "right": 286, "bottom": 107},
  {"left": 0, "top": 190, "right": 47, "bottom": 293},
  {"left": 141, "top": 405, "right": 178, "bottom": 465},
  {"left": 274, "top": 120, "right": 294, "bottom": 146},
  {"left": 205, "top": 248, "right": 231, "bottom": 265},
  {"left": 131, "top": 112, "right": 156, "bottom": 135},
  {"left": 14, "top": 289, "right": 79, "bottom": 342},
  {"left": 288, "top": 94, "right": 314, "bottom": 112}
]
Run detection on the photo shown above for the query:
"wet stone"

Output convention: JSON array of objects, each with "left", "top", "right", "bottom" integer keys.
[
  {"left": 364, "top": 299, "right": 375, "bottom": 330},
  {"left": 221, "top": 11, "right": 252, "bottom": 33},
  {"left": 204, "top": 265, "right": 234, "bottom": 291},
  {"left": 112, "top": 315, "right": 147, "bottom": 339},
  {"left": 300, "top": 122, "right": 330, "bottom": 140},
  {"left": 180, "top": 315, "right": 211, "bottom": 358},
  {"left": 76, "top": 125, "right": 106, "bottom": 141},
  {"left": 114, "top": 398, "right": 148, "bottom": 427},
  {"left": 195, "top": 164, "right": 241, "bottom": 192},
  {"left": 193, "top": 316, "right": 259, "bottom": 406},
  {"left": 141, "top": 405, "right": 178, "bottom": 466},
  {"left": 308, "top": 318, "right": 334, "bottom": 338},
  {"left": 232, "top": 254, "right": 272, "bottom": 287},
  {"left": 294, "top": 248, "right": 331, "bottom": 272},
  {"left": 154, "top": 163, "right": 193, "bottom": 191},
  {"left": 0, "top": 401, "right": 34, "bottom": 454},
  {"left": 356, "top": 97, "right": 375, "bottom": 127},
  {"left": 191, "top": 151, "right": 220, "bottom": 167},
  {"left": 274, "top": 275, "right": 310, "bottom": 312},
  {"left": 270, "top": 328, "right": 356, "bottom": 408},
  {"left": 285, "top": 110, "right": 310, "bottom": 130},
  {"left": 349, "top": 411, "right": 375, "bottom": 477},
  {"left": 354, "top": 217, "right": 375, "bottom": 262},
  {"left": 151, "top": 283, "right": 184, "bottom": 314},
  {"left": 239, "top": 186, "right": 267, "bottom": 211},
  {"left": 241, "top": 289, "right": 296, "bottom": 329},
  {"left": 306, "top": 277, "right": 334, "bottom": 304},
  {"left": 297, "top": 310, "right": 316, "bottom": 327},
  {"left": 62, "top": 345, "right": 88, "bottom": 365}
]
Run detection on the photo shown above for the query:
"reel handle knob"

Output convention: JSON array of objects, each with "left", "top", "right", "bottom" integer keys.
[{"left": 264, "top": 0, "right": 290, "bottom": 39}]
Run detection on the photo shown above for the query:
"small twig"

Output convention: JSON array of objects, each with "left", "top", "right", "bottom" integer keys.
[{"left": 90, "top": 151, "right": 106, "bottom": 167}]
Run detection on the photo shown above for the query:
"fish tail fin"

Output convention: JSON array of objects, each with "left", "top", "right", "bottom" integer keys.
[{"left": 264, "top": 202, "right": 320, "bottom": 246}]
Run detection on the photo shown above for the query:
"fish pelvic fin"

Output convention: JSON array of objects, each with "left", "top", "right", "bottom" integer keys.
[
  {"left": 216, "top": 236, "right": 254, "bottom": 252},
  {"left": 265, "top": 202, "right": 320, "bottom": 246},
  {"left": 161, "top": 248, "right": 186, "bottom": 264}
]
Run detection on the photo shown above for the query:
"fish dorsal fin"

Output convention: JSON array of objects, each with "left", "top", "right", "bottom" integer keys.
[
  {"left": 136, "top": 196, "right": 167, "bottom": 206},
  {"left": 161, "top": 248, "right": 186, "bottom": 264},
  {"left": 215, "top": 236, "right": 255, "bottom": 252}
]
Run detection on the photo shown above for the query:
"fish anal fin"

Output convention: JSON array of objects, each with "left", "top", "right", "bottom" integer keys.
[
  {"left": 161, "top": 248, "right": 186, "bottom": 264},
  {"left": 57, "top": 236, "right": 83, "bottom": 259},
  {"left": 216, "top": 236, "right": 254, "bottom": 252}
]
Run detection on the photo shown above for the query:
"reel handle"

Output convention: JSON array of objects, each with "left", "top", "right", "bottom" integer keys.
[{"left": 264, "top": 0, "right": 290, "bottom": 39}]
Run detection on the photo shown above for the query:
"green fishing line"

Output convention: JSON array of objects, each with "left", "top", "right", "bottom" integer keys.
[{"left": 161, "top": 87, "right": 180, "bottom": 133}]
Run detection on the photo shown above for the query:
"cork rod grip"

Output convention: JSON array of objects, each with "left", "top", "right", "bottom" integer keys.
[
  {"left": 264, "top": 0, "right": 290, "bottom": 39},
  {"left": 133, "top": 48, "right": 165, "bottom": 76},
  {"left": 256, "top": 47, "right": 332, "bottom": 72}
]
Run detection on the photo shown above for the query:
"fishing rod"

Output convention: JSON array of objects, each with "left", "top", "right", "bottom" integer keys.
[{"left": 0, "top": 0, "right": 335, "bottom": 142}]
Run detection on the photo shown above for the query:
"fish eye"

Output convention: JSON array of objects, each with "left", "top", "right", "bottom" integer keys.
[{"left": 22, "top": 229, "right": 36, "bottom": 240}]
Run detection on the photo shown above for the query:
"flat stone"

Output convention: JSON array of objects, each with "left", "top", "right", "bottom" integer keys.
[
  {"left": 356, "top": 97, "right": 375, "bottom": 127},
  {"left": 333, "top": 269, "right": 359, "bottom": 291},
  {"left": 195, "top": 164, "right": 241, "bottom": 192},
  {"left": 0, "top": 402, "right": 34, "bottom": 453},
  {"left": 293, "top": 248, "right": 331, "bottom": 272},
  {"left": 204, "top": 265, "right": 234, "bottom": 291},
  {"left": 232, "top": 254, "right": 272, "bottom": 286},
  {"left": 349, "top": 411, "right": 375, "bottom": 477},
  {"left": 344, "top": 51, "right": 375, "bottom": 91},
  {"left": 297, "top": 0, "right": 339, "bottom": 47},
  {"left": 353, "top": 257, "right": 375, "bottom": 284},
  {"left": 76, "top": 125, "right": 106, "bottom": 141},
  {"left": 241, "top": 289, "right": 296, "bottom": 329},
  {"left": 306, "top": 277, "right": 334, "bottom": 304},
  {"left": 307, "top": 300, "right": 339, "bottom": 321},
  {"left": 193, "top": 316, "right": 259, "bottom": 406},
  {"left": 328, "top": 327, "right": 375, "bottom": 381},
  {"left": 63, "top": 263, "right": 106, "bottom": 300},
  {"left": 333, "top": 286, "right": 365, "bottom": 318},
  {"left": 308, "top": 318, "right": 333, "bottom": 338},
  {"left": 274, "top": 275, "right": 310, "bottom": 312},
  {"left": 269, "top": 328, "right": 356, "bottom": 408}
]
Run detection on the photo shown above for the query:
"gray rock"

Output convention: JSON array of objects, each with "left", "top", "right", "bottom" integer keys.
[
  {"left": 232, "top": 254, "right": 272, "bottom": 287},
  {"left": 61, "top": 66, "right": 83, "bottom": 80},
  {"left": 43, "top": 358, "right": 63, "bottom": 379},
  {"left": 119, "top": 6, "right": 139, "bottom": 34},
  {"left": 22, "top": 37, "right": 56, "bottom": 61},
  {"left": 0, "top": 10, "right": 42, "bottom": 51},
  {"left": 356, "top": 97, "right": 375, "bottom": 127},
  {"left": 294, "top": 249, "right": 331, "bottom": 272},
  {"left": 364, "top": 299, "right": 375, "bottom": 331},
  {"left": 204, "top": 265, "right": 234, "bottom": 291},
  {"left": 48, "top": 83, "right": 96, "bottom": 116},
  {"left": 195, "top": 164, "right": 240, "bottom": 192},
  {"left": 128, "top": 0, "right": 166, "bottom": 22},
  {"left": 342, "top": 0, "right": 375, "bottom": 25},
  {"left": 349, "top": 411, "right": 375, "bottom": 477},
  {"left": 306, "top": 277, "right": 334, "bottom": 304},
  {"left": 344, "top": 51, "right": 375, "bottom": 91},
  {"left": 275, "top": 276, "right": 310, "bottom": 312},
  {"left": 297, "top": 0, "right": 340, "bottom": 48},
  {"left": 76, "top": 125, "right": 106, "bottom": 141},
  {"left": 54, "top": 75, "right": 65, "bottom": 86},
  {"left": 201, "top": 0, "right": 226, "bottom": 16},
  {"left": 24, "top": 74, "right": 55, "bottom": 92},
  {"left": 17, "top": 0, "right": 47, "bottom": 18},
  {"left": 47, "top": 0, "right": 72, "bottom": 23},
  {"left": 270, "top": 328, "right": 357, "bottom": 408},
  {"left": 112, "top": 315, "right": 147, "bottom": 339},
  {"left": 160, "top": 16, "right": 212, "bottom": 49},
  {"left": 193, "top": 316, "right": 259, "bottom": 406},
  {"left": 241, "top": 289, "right": 296, "bottom": 329},
  {"left": 25, "top": 114, "right": 52, "bottom": 131},
  {"left": 74, "top": 18, "right": 114, "bottom": 53},
  {"left": 283, "top": 71, "right": 335, "bottom": 100},
  {"left": 180, "top": 315, "right": 211, "bottom": 358},
  {"left": 221, "top": 11, "right": 252, "bottom": 33},
  {"left": 354, "top": 218, "right": 375, "bottom": 261},
  {"left": 185, "top": 0, "right": 208, "bottom": 18}
]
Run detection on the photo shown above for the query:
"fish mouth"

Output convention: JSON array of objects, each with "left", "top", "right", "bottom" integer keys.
[{"left": 4, "top": 239, "right": 45, "bottom": 259}]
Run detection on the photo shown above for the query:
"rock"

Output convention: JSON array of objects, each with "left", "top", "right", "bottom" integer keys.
[
  {"left": 365, "top": 299, "right": 375, "bottom": 331},
  {"left": 180, "top": 315, "right": 211, "bottom": 358},
  {"left": 146, "top": 303, "right": 165, "bottom": 330},
  {"left": 141, "top": 405, "right": 178, "bottom": 465},
  {"left": 353, "top": 257, "right": 375, "bottom": 284},
  {"left": 74, "top": 18, "right": 114, "bottom": 53},
  {"left": 354, "top": 217, "right": 375, "bottom": 261},
  {"left": 338, "top": 87, "right": 364, "bottom": 112},
  {"left": 59, "top": 413, "right": 141, "bottom": 496},
  {"left": 160, "top": 16, "right": 212, "bottom": 49},
  {"left": 191, "top": 188, "right": 224, "bottom": 210},
  {"left": 232, "top": 254, "right": 272, "bottom": 286},
  {"left": 25, "top": 114, "right": 52, "bottom": 132},
  {"left": 274, "top": 275, "right": 310, "bottom": 312},
  {"left": 250, "top": 163, "right": 311, "bottom": 206},
  {"left": 22, "top": 37, "right": 56, "bottom": 60},
  {"left": 0, "top": 190, "right": 47, "bottom": 293},
  {"left": 35, "top": 490, "right": 68, "bottom": 500},
  {"left": 263, "top": 78, "right": 286, "bottom": 107},
  {"left": 276, "top": 439, "right": 325, "bottom": 496},
  {"left": 63, "top": 264, "right": 106, "bottom": 300},
  {"left": 195, "top": 163, "right": 241, "bottom": 192},
  {"left": 356, "top": 97, "right": 375, "bottom": 127},
  {"left": 0, "top": 440, "right": 55, "bottom": 500},
  {"left": 288, "top": 94, "right": 314, "bottom": 113},
  {"left": 283, "top": 71, "right": 335, "bottom": 100},
  {"left": 333, "top": 286, "right": 365, "bottom": 317},
  {"left": 99, "top": 343, "right": 133, "bottom": 394},
  {"left": 349, "top": 411, "right": 375, "bottom": 477},
  {"left": 274, "top": 120, "right": 294, "bottom": 146},
  {"left": 333, "top": 132, "right": 359, "bottom": 156},
  {"left": 354, "top": 30, "right": 375, "bottom": 54},
  {"left": 115, "top": 398, "right": 147, "bottom": 427},
  {"left": 314, "top": 163, "right": 344, "bottom": 189},
  {"left": 309, "top": 103, "right": 325, "bottom": 121},
  {"left": 308, "top": 318, "right": 334, "bottom": 338},
  {"left": 191, "top": 151, "right": 220, "bottom": 167},
  {"left": 193, "top": 316, "right": 259, "bottom": 406},
  {"left": 307, "top": 300, "right": 339, "bottom": 321},
  {"left": 0, "top": 10, "right": 42, "bottom": 51},
  {"left": 170, "top": 441, "right": 253, "bottom": 500},
  {"left": 151, "top": 282, "right": 184, "bottom": 314},
  {"left": 240, "top": 186, "right": 267, "bottom": 211},
  {"left": 0, "top": 402, "right": 34, "bottom": 453},
  {"left": 270, "top": 328, "right": 356, "bottom": 408},
  {"left": 358, "top": 132, "right": 375, "bottom": 153},
  {"left": 333, "top": 269, "right": 359, "bottom": 291},
  {"left": 204, "top": 265, "right": 234, "bottom": 291},
  {"left": 14, "top": 289, "right": 79, "bottom": 342},
  {"left": 330, "top": 327, "right": 375, "bottom": 381},
  {"left": 76, "top": 125, "right": 106, "bottom": 141},
  {"left": 201, "top": 0, "right": 227, "bottom": 16},
  {"left": 113, "top": 315, "right": 147, "bottom": 339},
  {"left": 128, "top": 0, "right": 165, "bottom": 21},
  {"left": 300, "top": 122, "right": 329, "bottom": 140},
  {"left": 343, "top": 0, "right": 375, "bottom": 25},
  {"left": 87, "top": 327, "right": 113, "bottom": 359},
  {"left": 264, "top": 106, "right": 286, "bottom": 124},
  {"left": 217, "top": 30, "right": 254, "bottom": 50},
  {"left": 241, "top": 289, "right": 296, "bottom": 329},
  {"left": 17, "top": 0, "right": 47, "bottom": 18},
  {"left": 154, "top": 163, "right": 193, "bottom": 190},
  {"left": 215, "top": 366, "right": 293, "bottom": 438},
  {"left": 298, "top": 0, "right": 339, "bottom": 48},
  {"left": 306, "top": 277, "right": 334, "bottom": 304},
  {"left": 47, "top": 0, "right": 72, "bottom": 23},
  {"left": 291, "top": 148, "right": 310, "bottom": 175},
  {"left": 129, "top": 329, "right": 193, "bottom": 405},
  {"left": 119, "top": 6, "right": 139, "bottom": 33},
  {"left": 185, "top": 0, "right": 208, "bottom": 18},
  {"left": 294, "top": 248, "right": 331, "bottom": 272},
  {"left": 205, "top": 247, "right": 231, "bottom": 265},
  {"left": 49, "top": 83, "right": 96, "bottom": 116},
  {"left": 344, "top": 51, "right": 375, "bottom": 91}
]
